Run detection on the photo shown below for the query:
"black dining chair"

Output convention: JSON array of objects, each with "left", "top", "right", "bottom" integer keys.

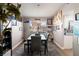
[
  {"left": 24, "top": 39, "right": 31, "bottom": 55},
  {"left": 30, "top": 36, "right": 42, "bottom": 55},
  {"left": 35, "top": 33, "right": 40, "bottom": 36}
]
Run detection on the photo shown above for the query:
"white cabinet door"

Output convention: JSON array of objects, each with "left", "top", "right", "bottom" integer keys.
[{"left": 64, "top": 35, "right": 73, "bottom": 49}]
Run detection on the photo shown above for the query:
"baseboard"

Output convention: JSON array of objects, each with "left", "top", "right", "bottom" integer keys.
[
  {"left": 12, "top": 40, "right": 23, "bottom": 50},
  {"left": 54, "top": 41, "right": 64, "bottom": 49}
]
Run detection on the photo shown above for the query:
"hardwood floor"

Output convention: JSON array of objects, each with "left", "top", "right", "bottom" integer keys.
[
  {"left": 12, "top": 41, "right": 66, "bottom": 56},
  {"left": 62, "top": 49, "right": 73, "bottom": 56}
]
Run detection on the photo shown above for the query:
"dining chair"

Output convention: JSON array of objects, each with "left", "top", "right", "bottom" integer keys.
[
  {"left": 24, "top": 39, "right": 31, "bottom": 55},
  {"left": 35, "top": 33, "right": 40, "bottom": 36},
  {"left": 30, "top": 36, "right": 41, "bottom": 55}
]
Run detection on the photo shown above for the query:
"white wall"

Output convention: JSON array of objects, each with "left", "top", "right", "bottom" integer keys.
[
  {"left": 12, "top": 21, "right": 23, "bottom": 48},
  {"left": 53, "top": 20, "right": 64, "bottom": 49},
  {"left": 23, "top": 22, "right": 30, "bottom": 40},
  {"left": 53, "top": 4, "right": 75, "bottom": 49}
]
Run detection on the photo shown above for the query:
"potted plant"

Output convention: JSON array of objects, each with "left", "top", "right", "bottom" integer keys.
[
  {"left": 0, "top": 3, "right": 21, "bottom": 40},
  {"left": 0, "top": 3, "right": 21, "bottom": 56}
]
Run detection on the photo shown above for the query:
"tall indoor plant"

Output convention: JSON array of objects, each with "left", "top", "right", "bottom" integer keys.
[{"left": 0, "top": 3, "right": 21, "bottom": 40}]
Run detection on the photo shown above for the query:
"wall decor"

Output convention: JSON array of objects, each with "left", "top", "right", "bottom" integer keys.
[
  {"left": 52, "top": 26, "right": 57, "bottom": 31},
  {"left": 56, "top": 25, "right": 60, "bottom": 30},
  {"left": 23, "top": 20, "right": 29, "bottom": 23},
  {"left": 11, "top": 20, "right": 17, "bottom": 26},
  {"left": 75, "top": 13, "right": 79, "bottom": 21},
  {"left": 19, "top": 27, "right": 23, "bottom": 31},
  {"left": 47, "top": 18, "right": 52, "bottom": 28},
  {"left": 47, "top": 18, "right": 52, "bottom": 25},
  {"left": 52, "top": 25, "right": 60, "bottom": 31}
]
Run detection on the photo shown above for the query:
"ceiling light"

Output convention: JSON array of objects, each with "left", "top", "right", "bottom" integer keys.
[{"left": 37, "top": 4, "right": 40, "bottom": 6}]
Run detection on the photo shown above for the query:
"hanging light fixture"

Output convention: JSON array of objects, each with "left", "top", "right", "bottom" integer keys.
[{"left": 37, "top": 4, "right": 40, "bottom": 6}]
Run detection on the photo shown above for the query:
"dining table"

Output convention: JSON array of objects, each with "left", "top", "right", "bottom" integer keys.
[{"left": 24, "top": 33, "right": 48, "bottom": 55}]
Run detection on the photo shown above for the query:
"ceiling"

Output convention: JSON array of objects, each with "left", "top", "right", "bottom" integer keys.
[{"left": 20, "top": 3, "right": 65, "bottom": 17}]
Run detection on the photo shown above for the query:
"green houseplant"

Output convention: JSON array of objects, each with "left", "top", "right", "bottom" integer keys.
[
  {"left": 0, "top": 3, "right": 21, "bottom": 56},
  {"left": 0, "top": 3, "right": 21, "bottom": 39}
]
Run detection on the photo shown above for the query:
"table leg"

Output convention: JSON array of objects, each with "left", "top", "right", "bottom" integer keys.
[
  {"left": 24, "top": 44, "right": 25, "bottom": 52},
  {"left": 27, "top": 41, "right": 29, "bottom": 55},
  {"left": 44, "top": 45, "right": 46, "bottom": 55},
  {"left": 44, "top": 41, "right": 47, "bottom": 55}
]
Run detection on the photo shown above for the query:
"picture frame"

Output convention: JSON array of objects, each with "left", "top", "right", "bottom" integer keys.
[
  {"left": 47, "top": 18, "right": 52, "bottom": 28},
  {"left": 75, "top": 13, "right": 79, "bottom": 21},
  {"left": 11, "top": 20, "right": 17, "bottom": 26},
  {"left": 19, "top": 27, "right": 23, "bottom": 31},
  {"left": 52, "top": 25, "right": 60, "bottom": 31},
  {"left": 47, "top": 18, "right": 52, "bottom": 25},
  {"left": 56, "top": 25, "right": 60, "bottom": 30}
]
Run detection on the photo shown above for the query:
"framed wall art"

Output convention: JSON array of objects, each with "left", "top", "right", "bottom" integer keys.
[
  {"left": 11, "top": 20, "right": 17, "bottom": 26},
  {"left": 75, "top": 13, "right": 79, "bottom": 21}
]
